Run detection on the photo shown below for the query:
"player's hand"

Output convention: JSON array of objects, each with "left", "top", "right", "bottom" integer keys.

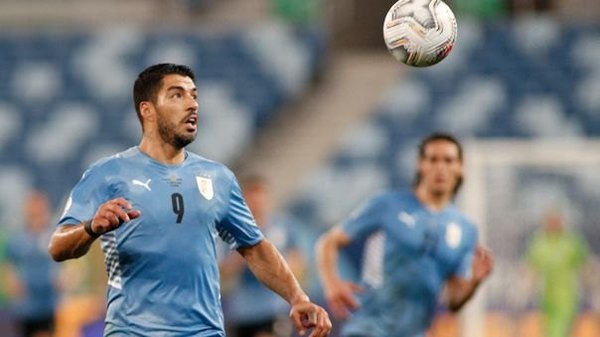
[
  {"left": 289, "top": 299, "right": 332, "bottom": 337},
  {"left": 323, "top": 278, "right": 362, "bottom": 319},
  {"left": 472, "top": 245, "right": 494, "bottom": 283},
  {"left": 91, "top": 197, "right": 141, "bottom": 234}
]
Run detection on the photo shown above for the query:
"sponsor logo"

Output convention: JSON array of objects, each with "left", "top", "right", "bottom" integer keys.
[
  {"left": 398, "top": 211, "right": 416, "bottom": 228},
  {"left": 132, "top": 179, "right": 151, "bottom": 191}
]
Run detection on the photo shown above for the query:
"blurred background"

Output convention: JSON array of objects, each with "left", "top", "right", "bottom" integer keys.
[{"left": 0, "top": 0, "right": 599, "bottom": 336}]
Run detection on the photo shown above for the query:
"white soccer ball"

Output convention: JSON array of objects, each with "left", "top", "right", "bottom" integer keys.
[{"left": 383, "top": 0, "right": 457, "bottom": 67}]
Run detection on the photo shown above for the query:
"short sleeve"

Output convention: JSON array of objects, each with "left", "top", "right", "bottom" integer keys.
[
  {"left": 341, "top": 194, "right": 387, "bottom": 240},
  {"left": 217, "top": 176, "right": 264, "bottom": 249},
  {"left": 451, "top": 223, "right": 478, "bottom": 278},
  {"left": 453, "top": 247, "right": 474, "bottom": 279},
  {"left": 57, "top": 166, "right": 108, "bottom": 227}
]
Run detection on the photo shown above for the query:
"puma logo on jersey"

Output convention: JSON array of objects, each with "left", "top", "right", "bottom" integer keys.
[
  {"left": 132, "top": 179, "right": 151, "bottom": 191},
  {"left": 398, "top": 211, "right": 416, "bottom": 228}
]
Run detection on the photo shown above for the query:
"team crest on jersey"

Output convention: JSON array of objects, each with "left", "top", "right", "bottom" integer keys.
[
  {"left": 196, "top": 176, "right": 214, "bottom": 200},
  {"left": 445, "top": 222, "right": 462, "bottom": 249}
]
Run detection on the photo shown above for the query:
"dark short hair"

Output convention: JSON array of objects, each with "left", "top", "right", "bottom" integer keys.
[
  {"left": 132, "top": 63, "right": 196, "bottom": 124},
  {"left": 418, "top": 132, "right": 463, "bottom": 161},
  {"left": 413, "top": 132, "right": 464, "bottom": 196}
]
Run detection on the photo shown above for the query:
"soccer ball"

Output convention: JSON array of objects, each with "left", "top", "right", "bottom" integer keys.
[{"left": 383, "top": 0, "right": 457, "bottom": 67}]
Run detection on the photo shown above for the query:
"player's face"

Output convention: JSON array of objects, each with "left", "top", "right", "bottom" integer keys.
[
  {"left": 417, "top": 140, "right": 463, "bottom": 197},
  {"left": 153, "top": 74, "right": 199, "bottom": 148}
]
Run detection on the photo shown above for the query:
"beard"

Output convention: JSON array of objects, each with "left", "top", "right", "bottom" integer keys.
[{"left": 157, "top": 113, "right": 196, "bottom": 149}]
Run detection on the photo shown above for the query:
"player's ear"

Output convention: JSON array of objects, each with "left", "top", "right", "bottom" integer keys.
[{"left": 139, "top": 101, "right": 155, "bottom": 122}]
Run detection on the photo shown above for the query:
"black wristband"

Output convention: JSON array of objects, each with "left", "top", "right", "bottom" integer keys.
[{"left": 84, "top": 220, "right": 101, "bottom": 238}]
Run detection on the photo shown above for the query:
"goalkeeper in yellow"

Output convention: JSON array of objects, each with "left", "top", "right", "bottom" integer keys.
[{"left": 526, "top": 209, "right": 589, "bottom": 337}]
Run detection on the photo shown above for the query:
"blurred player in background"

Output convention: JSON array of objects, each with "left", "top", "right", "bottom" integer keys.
[
  {"left": 526, "top": 208, "right": 589, "bottom": 337},
  {"left": 47, "top": 63, "right": 331, "bottom": 337},
  {"left": 315, "top": 132, "right": 494, "bottom": 337},
  {"left": 4, "top": 190, "right": 59, "bottom": 337},
  {"left": 220, "top": 174, "right": 307, "bottom": 337}
]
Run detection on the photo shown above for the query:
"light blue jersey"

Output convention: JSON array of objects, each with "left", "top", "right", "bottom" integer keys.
[
  {"left": 340, "top": 191, "right": 477, "bottom": 337},
  {"left": 58, "top": 147, "right": 264, "bottom": 336}
]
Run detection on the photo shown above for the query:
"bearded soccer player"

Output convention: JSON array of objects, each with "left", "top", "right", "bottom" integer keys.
[
  {"left": 316, "top": 133, "right": 493, "bottom": 337},
  {"left": 48, "top": 63, "right": 331, "bottom": 337}
]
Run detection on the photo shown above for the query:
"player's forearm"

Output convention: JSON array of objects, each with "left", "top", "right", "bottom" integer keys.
[
  {"left": 239, "top": 239, "right": 309, "bottom": 305},
  {"left": 446, "top": 278, "right": 480, "bottom": 312},
  {"left": 48, "top": 222, "right": 97, "bottom": 262}
]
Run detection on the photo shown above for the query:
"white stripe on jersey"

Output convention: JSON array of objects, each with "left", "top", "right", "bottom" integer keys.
[
  {"left": 101, "top": 232, "right": 123, "bottom": 289},
  {"left": 361, "top": 230, "right": 385, "bottom": 288}
]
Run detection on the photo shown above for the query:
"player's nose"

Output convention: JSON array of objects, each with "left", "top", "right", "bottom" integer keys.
[{"left": 186, "top": 96, "right": 199, "bottom": 111}]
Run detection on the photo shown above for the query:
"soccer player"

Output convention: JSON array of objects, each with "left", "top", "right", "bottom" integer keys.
[
  {"left": 5, "top": 190, "right": 59, "bottom": 337},
  {"left": 48, "top": 63, "right": 331, "bottom": 337},
  {"left": 526, "top": 208, "right": 589, "bottom": 337},
  {"left": 315, "top": 132, "right": 494, "bottom": 337}
]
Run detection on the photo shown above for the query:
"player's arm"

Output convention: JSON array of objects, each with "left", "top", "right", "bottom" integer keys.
[
  {"left": 48, "top": 198, "right": 140, "bottom": 262},
  {"left": 444, "top": 245, "right": 494, "bottom": 312},
  {"left": 315, "top": 226, "right": 362, "bottom": 319},
  {"left": 238, "top": 239, "right": 331, "bottom": 337}
]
